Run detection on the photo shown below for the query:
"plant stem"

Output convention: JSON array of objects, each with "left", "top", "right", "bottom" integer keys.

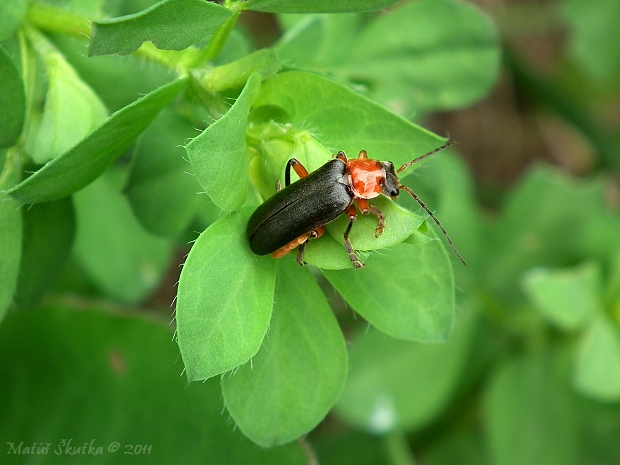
[
  {"left": 1, "top": 147, "right": 23, "bottom": 184},
  {"left": 23, "top": 25, "right": 59, "bottom": 58},
  {"left": 18, "top": 29, "right": 37, "bottom": 140},
  {"left": 191, "top": 8, "right": 241, "bottom": 66},
  {"left": 382, "top": 431, "right": 417, "bottom": 465},
  {"left": 26, "top": 2, "right": 91, "bottom": 38}
]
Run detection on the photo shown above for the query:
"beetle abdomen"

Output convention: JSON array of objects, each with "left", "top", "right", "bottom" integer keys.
[{"left": 247, "top": 159, "right": 352, "bottom": 255}]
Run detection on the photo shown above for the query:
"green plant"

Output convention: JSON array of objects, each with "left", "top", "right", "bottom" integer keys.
[
  {"left": 2, "top": 0, "right": 620, "bottom": 463},
  {"left": 1, "top": 0, "right": 499, "bottom": 449}
]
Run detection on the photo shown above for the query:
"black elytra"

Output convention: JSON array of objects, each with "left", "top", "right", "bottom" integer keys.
[{"left": 246, "top": 158, "right": 351, "bottom": 256}]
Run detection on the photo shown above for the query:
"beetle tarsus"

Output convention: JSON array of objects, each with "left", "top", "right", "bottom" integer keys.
[{"left": 369, "top": 205, "right": 385, "bottom": 237}]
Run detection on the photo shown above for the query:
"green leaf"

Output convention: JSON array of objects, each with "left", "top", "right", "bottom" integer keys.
[
  {"left": 125, "top": 109, "right": 202, "bottom": 237},
  {"left": 252, "top": 71, "right": 445, "bottom": 168},
  {"left": 0, "top": 155, "right": 22, "bottom": 321},
  {"left": 311, "top": 430, "right": 389, "bottom": 465},
  {"left": 422, "top": 430, "right": 490, "bottom": 465},
  {"left": 398, "top": 150, "right": 481, "bottom": 283},
  {"left": 15, "top": 198, "right": 75, "bottom": 309},
  {"left": 89, "top": 0, "right": 232, "bottom": 56},
  {"left": 221, "top": 256, "right": 348, "bottom": 446},
  {"left": 303, "top": 233, "right": 366, "bottom": 270},
  {"left": 562, "top": 0, "right": 620, "bottom": 84},
  {"left": 0, "top": 0, "right": 27, "bottom": 42},
  {"left": 522, "top": 261, "right": 602, "bottom": 331},
  {"left": 342, "top": 0, "right": 501, "bottom": 112},
  {"left": 606, "top": 251, "right": 620, "bottom": 309},
  {"left": 247, "top": 127, "right": 333, "bottom": 200},
  {"left": 486, "top": 165, "right": 613, "bottom": 303},
  {"left": 335, "top": 308, "right": 477, "bottom": 433},
  {"left": 302, "top": 198, "right": 426, "bottom": 271},
  {"left": 323, "top": 236, "right": 455, "bottom": 342},
  {"left": 53, "top": 34, "right": 177, "bottom": 112},
  {"left": 275, "top": 14, "right": 360, "bottom": 68},
  {"left": 32, "top": 52, "right": 108, "bottom": 164},
  {"left": 0, "top": 45, "right": 25, "bottom": 148},
  {"left": 8, "top": 77, "right": 186, "bottom": 204},
  {"left": 186, "top": 73, "right": 260, "bottom": 211},
  {"left": 326, "top": 196, "right": 426, "bottom": 252},
  {"left": 73, "top": 169, "right": 173, "bottom": 303},
  {"left": 574, "top": 314, "right": 620, "bottom": 401},
  {"left": 176, "top": 208, "right": 276, "bottom": 381},
  {"left": 213, "top": 29, "right": 252, "bottom": 66},
  {"left": 0, "top": 304, "right": 307, "bottom": 463},
  {"left": 199, "top": 48, "right": 281, "bottom": 92},
  {"left": 483, "top": 350, "right": 579, "bottom": 465},
  {"left": 247, "top": 0, "right": 399, "bottom": 13}
]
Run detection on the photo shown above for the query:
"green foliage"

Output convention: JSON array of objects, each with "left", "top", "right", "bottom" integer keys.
[
  {"left": 1, "top": 0, "right": 619, "bottom": 462},
  {"left": 483, "top": 349, "right": 580, "bottom": 465},
  {"left": 522, "top": 260, "right": 602, "bottom": 330},
  {"left": 89, "top": 0, "right": 232, "bottom": 56},
  {"left": 0, "top": 45, "right": 25, "bottom": 148},
  {"left": 0, "top": 304, "right": 307, "bottom": 463},
  {"left": 72, "top": 169, "right": 173, "bottom": 303},
  {"left": 14, "top": 197, "right": 75, "bottom": 309},
  {"left": 342, "top": 0, "right": 500, "bottom": 111},
  {"left": 335, "top": 308, "right": 478, "bottom": 433},
  {"left": 562, "top": 0, "right": 620, "bottom": 84},
  {"left": 31, "top": 51, "right": 108, "bottom": 163},
  {"left": 574, "top": 314, "right": 620, "bottom": 401},
  {"left": 0, "top": 0, "right": 27, "bottom": 41},
  {"left": 0, "top": 155, "right": 22, "bottom": 320},
  {"left": 176, "top": 208, "right": 276, "bottom": 380},
  {"left": 323, "top": 236, "right": 455, "bottom": 342},
  {"left": 276, "top": 0, "right": 500, "bottom": 114},
  {"left": 247, "top": 0, "right": 400, "bottom": 14},
  {"left": 186, "top": 72, "right": 260, "bottom": 211},
  {"left": 9, "top": 76, "right": 186, "bottom": 203},
  {"left": 124, "top": 108, "right": 203, "bottom": 237},
  {"left": 221, "top": 256, "right": 348, "bottom": 446}
]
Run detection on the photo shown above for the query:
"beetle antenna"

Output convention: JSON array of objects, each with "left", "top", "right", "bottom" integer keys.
[
  {"left": 397, "top": 140, "right": 458, "bottom": 173},
  {"left": 398, "top": 184, "right": 467, "bottom": 266}
]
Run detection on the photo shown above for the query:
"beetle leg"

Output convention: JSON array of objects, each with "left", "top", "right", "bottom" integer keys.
[
  {"left": 336, "top": 151, "right": 347, "bottom": 163},
  {"left": 357, "top": 198, "right": 385, "bottom": 237},
  {"left": 343, "top": 205, "right": 364, "bottom": 269},
  {"left": 357, "top": 198, "right": 370, "bottom": 214},
  {"left": 296, "top": 242, "right": 307, "bottom": 266},
  {"left": 357, "top": 199, "right": 385, "bottom": 238},
  {"left": 295, "top": 226, "right": 325, "bottom": 266},
  {"left": 369, "top": 205, "right": 385, "bottom": 237},
  {"left": 285, "top": 158, "right": 309, "bottom": 186},
  {"left": 313, "top": 226, "right": 325, "bottom": 240},
  {"left": 272, "top": 233, "right": 310, "bottom": 259},
  {"left": 358, "top": 150, "right": 368, "bottom": 159}
]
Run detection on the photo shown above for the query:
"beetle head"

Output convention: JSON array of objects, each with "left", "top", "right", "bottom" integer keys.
[{"left": 381, "top": 161, "right": 400, "bottom": 199}]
